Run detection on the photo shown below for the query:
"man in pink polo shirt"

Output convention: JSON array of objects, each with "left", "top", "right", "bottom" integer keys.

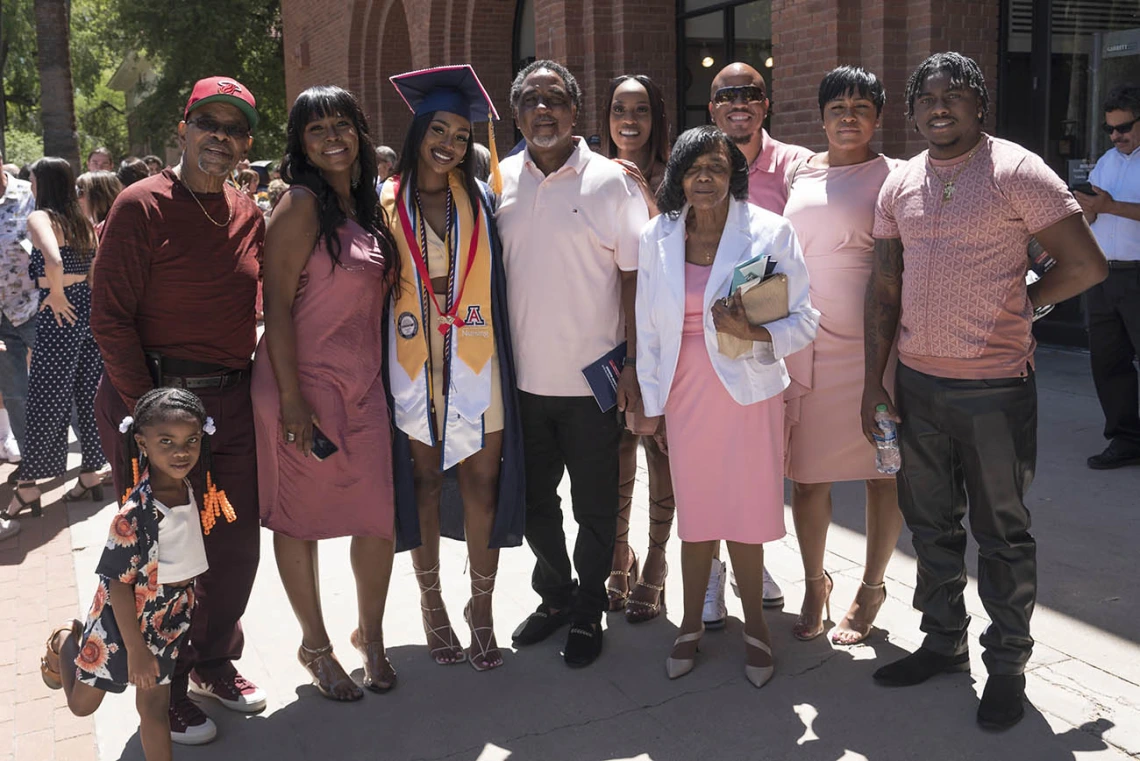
[
  {"left": 700, "top": 62, "right": 811, "bottom": 623},
  {"left": 708, "top": 62, "right": 812, "bottom": 215},
  {"left": 496, "top": 60, "right": 648, "bottom": 669},
  {"left": 862, "top": 53, "right": 1106, "bottom": 731}
]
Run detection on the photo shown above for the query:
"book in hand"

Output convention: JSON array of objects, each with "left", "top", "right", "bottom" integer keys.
[
  {"left": 729, "top": 253, "right": 769, "bottom": 294},
  {"left": 582, "top": 342, "right": 627, "bottom": 413}
]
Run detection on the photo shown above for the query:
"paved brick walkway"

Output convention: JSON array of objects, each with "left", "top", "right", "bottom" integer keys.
[{"left": 1, "top": 462, "right": 99, "bottom": 761}]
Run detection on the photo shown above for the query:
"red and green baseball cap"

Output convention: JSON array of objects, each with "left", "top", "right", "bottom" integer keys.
[{"left": 184, "top": 77, "right": 259, "bottom": 131}]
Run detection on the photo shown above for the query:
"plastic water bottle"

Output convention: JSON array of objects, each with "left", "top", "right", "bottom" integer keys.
[{"left": 873, "top": 404, "right": 901, "bottom": 475}]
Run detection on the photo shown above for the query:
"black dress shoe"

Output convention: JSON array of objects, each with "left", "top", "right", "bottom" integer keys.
[
  {"left": 1087, "top": 445, "right": 1140, "bottom": 470},
  {"left": 562, "top": 622, "right": 603, "bottom": 668},
  {"left": 977, "top": 674, "right": 1026, "bottom": 731},
  {"left": 511, "top": 604, "right": 571, "bottom": 646},
  {"left": 872, "top": 647, "right": 970, "bottom": 687}
]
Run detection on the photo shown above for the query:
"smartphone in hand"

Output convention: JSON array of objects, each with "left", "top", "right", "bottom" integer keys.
[
  {"left": 1070, "top": 181, "right": 1096, "bottom": 196},
  {"left": 310, "top": 425, "right": 340, "bottom": 461}
]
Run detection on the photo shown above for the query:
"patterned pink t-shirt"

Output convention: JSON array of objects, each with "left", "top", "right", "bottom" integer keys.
[{"left": 873, "top": 135, "right": 1080, "bottom": 379}]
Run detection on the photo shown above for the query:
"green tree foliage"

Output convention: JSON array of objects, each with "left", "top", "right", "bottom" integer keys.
[{"left": 106, "top": 0, "right": 286, "bottom": 162}]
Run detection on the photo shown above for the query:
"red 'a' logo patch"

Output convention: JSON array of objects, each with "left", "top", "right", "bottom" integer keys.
[{"left": 464, "top": 305, "right": 486, "bottom": 326}]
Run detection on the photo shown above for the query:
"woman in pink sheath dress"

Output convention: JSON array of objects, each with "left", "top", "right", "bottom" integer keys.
[
  {"left": 252, "top": 86, "right": 399, "bottom": 700},
  {"left": 782, "top": 66, "right": 904, "bottom": 647},
  {"left": 636, "top": 127, "right": 818, "bottom": 688}
]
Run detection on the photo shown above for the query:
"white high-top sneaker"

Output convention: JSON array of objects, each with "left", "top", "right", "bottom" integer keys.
[
  {"left": 729, "top": 566, "right": 785, "bottom": 608},
  {"left": 702, "top": 559, "right": 727, "bottom": 629},
  {"left": 1, "top": 436, "right": 20, "bottom": 464}
]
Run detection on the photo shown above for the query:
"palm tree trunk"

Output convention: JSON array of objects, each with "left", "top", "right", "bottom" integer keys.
[{"left": 34, "top": 0, "right": 80, "bottom": 168}]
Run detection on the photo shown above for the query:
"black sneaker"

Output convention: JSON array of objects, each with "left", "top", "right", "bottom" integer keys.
[
  {"left": 562, "top": 622, "right": 603, "bottom": 668},
  {"left": 1087, "top": 444, "right": 1140, "bottom": 470},
  {"left": 872, "top": 647, "right": 970, "bottom": 687},
  {"left": 511, "top": 604, "right": 571, "bottom": 646},
  {"left": 977, "top": 674, "right": 1026, "bottom": 731}
]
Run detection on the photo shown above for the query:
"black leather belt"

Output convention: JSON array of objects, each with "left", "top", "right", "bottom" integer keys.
[
  {"left": 161, "top": 369, "right": 247, "bottom": 390},
  {"left": 1107, "top": 260, "right": 1140, "bottom": 270}
]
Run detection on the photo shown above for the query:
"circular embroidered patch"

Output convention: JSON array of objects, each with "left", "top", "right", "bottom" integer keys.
[{"left": 397, "top": 311, "right": 419, "bottom": 339}]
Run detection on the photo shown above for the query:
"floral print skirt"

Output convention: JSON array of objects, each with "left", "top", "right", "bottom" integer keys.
[{"left": 75, "top": 578, "right": 195, "bottom": 693}]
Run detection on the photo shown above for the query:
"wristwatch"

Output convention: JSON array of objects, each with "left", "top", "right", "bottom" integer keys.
[{"left": 623, "top": 356, "right": 636, "bottom": 369}]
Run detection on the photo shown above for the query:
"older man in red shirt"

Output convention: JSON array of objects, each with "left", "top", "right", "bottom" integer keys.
[{"left": 91, "top": 76, "right": 266, "bottom": 746}]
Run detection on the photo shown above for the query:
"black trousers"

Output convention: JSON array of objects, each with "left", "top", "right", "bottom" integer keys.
[
  {"left": 519, "top": 392, "right": 621, "bottom": 623},
  {"left": 1087, "top": 267, "right": 1140, "bottom": 452},
  {"left": 895, "top": 363, "right": 1037, "bottom": 675}
]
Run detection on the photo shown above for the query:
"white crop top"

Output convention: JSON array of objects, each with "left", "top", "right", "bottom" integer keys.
[{"left": 156, "top": 485, "right": 209, "bottom": 584}]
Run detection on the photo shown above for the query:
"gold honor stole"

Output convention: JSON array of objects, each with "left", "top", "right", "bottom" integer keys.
[{"left": 382, "top": 172, "right": 495, "bottom": 467}]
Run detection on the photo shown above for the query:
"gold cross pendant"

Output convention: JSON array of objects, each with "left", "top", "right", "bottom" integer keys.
[{"left": 942, "top": 183, "right": 955, "bottom": 202}]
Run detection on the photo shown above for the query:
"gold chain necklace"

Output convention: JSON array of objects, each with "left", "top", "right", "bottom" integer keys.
[
  {"left": 174, "top": 167, "right": 232, "bottom": 227},
  {"left": 928, "top": 142, "right": 983, "bottom": 203}
]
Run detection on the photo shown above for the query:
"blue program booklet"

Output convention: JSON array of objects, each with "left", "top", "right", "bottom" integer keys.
[
  {"left": 730, "top": 253, "right": 778, "bottom": 294},
  {"left": 582, "top": 342, "right": 627, "bottom": 412}
]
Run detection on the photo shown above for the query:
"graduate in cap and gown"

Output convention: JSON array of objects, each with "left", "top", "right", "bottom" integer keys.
[{"left": 380, "top": 65, "right": 524, "bottom": 673}]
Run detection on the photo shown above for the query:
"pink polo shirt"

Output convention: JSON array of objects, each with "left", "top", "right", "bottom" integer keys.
[
  {"left": 496, "top": 138, "right": 649, "bottom": 396},
  {"left": 748, "top": 129, "right": 813, "bottom": 214},
  {"left": 873, "top": 135, "right": 1081, "bottom": 380}
]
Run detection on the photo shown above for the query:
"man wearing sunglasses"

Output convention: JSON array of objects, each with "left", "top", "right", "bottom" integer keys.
[
  {"left": 708, "top": 62, "right": 812, "bottom": 216},
  {"left": 1074, "top": 84, "right": 1140, "bottom": 471},
  {"left": 699, "top": 62, "right": 810, "bottom": 627},
  {"left": 90, "top": 76, "right": 267, "bottom": 745}
]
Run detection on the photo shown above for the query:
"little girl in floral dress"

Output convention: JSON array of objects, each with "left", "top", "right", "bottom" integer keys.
[{"left": 39, "top": 387, "right": 235, "bottom": 761}]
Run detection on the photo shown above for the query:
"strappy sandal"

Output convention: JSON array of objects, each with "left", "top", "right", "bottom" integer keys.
[
  {"left": 413, "top": 562, "right": 466, "bottom": 665},
  {"left": 41, "top": 620, "right": 82, "bottom": 689},
  {"left": 792, "top": 571, "right": 833, "bottom": 641},
  {"left": 463, "top": 567, "right": 503, "bottom": 672},
  {"left": 62, "top": 473, "right": 105, "bottom": 503},
  {"left": 743, "top": 631, "right": 775, "bottom": 688},
  {"left": 625, "top": 495, "right": 675, "bottom": 624},
  {"left": 7, "top": 484, "right": 41, "bottom": 519},
  {"left": 607, "top": 472, "right": 639, "bottom": 611},
  {"left": 350, "top": 629, "right": 397, "bottom": 692},
  {"left": 297, "top": 643, "right": 363, "bottom": 701},
  {"left": 831, "top": 580, "right": 888, "bottom": 646}
]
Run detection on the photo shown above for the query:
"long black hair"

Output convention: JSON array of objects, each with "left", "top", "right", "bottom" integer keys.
[
  {"left": 904, "top": 52, "right": 989, "bottom": 122},
  {"left": 393, "top": 110, "right": 485, "bottom": 228},
  {"left": 30, "top": 157, "right": 97, "bottom": 258},
  {"left": 656, "top": 126, "right": 749, "bottom": 218},
  {"left": 601, "top": 74, "right": 671, "bottom": 168},
  {"left": 119, "top": 387, "right": 234, "bottom": 534},
  {"left": 280, "top": 85, "right": 400, "bottom": 285}
]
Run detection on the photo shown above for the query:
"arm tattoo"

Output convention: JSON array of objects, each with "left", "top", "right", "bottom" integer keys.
[{"left": 864, "top": 237, "right": 904, "bottom": 382}]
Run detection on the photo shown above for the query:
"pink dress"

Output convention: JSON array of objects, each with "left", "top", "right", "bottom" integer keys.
[
  {"left": 252, "top": 219, "right": 396, "bottom": 540},
  {"left": 783, "top": 156, "right": 898, "bottom": 484},
  {"left": 664, "top": 263, "right": 786, "bottom": 545}
]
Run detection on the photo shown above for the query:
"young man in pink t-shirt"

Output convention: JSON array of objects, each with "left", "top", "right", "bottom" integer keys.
[{"left": 863, "top": 53, "right": 1107, "bottom": 731}]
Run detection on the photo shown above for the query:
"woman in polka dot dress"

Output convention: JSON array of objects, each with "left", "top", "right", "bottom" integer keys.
[{"left": 5, "top": 157, "right": 106, "bottom": 518}]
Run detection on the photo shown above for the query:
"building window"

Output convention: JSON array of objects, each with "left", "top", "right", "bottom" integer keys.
[
  {"left": 514, "top": 0, "right": 536, "bottom": 75},
  {"left": 677, "top": 0, "right": 772, "bottom": 131}
]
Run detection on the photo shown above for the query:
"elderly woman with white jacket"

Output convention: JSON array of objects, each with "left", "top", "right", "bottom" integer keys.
[{"left": 636, "top": 126, "right": 818, "bottom": 688}]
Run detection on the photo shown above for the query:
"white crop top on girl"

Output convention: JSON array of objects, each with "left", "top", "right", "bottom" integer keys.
[{"left": 155, "top": 484, "right": 209, "bottom": 584}]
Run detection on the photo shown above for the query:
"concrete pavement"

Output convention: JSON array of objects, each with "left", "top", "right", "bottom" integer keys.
[{"left": 6, "top": 345, "right": 1138, "bottom": 760}]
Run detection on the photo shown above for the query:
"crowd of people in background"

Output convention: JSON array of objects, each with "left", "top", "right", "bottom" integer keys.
[{"left": 0, "top": 47, "right": 1133, "bottom": 761}]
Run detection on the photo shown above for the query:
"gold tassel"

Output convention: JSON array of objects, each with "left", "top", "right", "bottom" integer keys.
[{"left": 487, "top": 111, "right": 502, "bottom": 195}]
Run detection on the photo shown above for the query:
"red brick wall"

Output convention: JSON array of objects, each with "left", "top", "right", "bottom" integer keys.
[
  {"left": 281, "top": 0, "right": 998, "bottom": 161},
  {"left": 772, "top": 0, "right": 1000, "bottom": 158}
]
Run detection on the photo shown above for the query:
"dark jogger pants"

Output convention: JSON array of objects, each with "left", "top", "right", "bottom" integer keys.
[{"left": 895, "top": 363, "right": 1038, "bottom": 675}]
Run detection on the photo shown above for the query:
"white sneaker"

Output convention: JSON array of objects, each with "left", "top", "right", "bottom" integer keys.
[
  {"left": 762, "top": 567, "right": 784, "bottom": 609},
  {"left": 702, "top": 559, "right": 727, "bottom": 629},
  {"left": 1, "top": 437, "right": 20, "bottom": 464}
]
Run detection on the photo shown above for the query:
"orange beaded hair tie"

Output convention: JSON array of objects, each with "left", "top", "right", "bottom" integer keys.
[{"left": 117, "top": 389, "right": 238, "bottom": 535}]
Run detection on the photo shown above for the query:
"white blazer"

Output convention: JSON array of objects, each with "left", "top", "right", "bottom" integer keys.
[{"left": 636, "top": 196, "right": 820, "bottom": 417}]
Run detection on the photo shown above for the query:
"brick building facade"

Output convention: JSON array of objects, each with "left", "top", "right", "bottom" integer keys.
[{"left": 280, "top": 0, "right": 999, "bottom": 159}]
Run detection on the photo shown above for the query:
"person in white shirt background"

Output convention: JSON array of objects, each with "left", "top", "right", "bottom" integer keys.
[{"left": 1075, "top": 83, "right": 1140, "bottom": 470}]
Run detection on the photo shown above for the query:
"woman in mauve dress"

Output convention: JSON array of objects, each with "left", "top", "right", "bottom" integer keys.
[
  {"left": 252, "top": 85, "right": 400, "bottom": 700},
  {"left": 782, "top": 66, "right": 904, "bottom": 646},
  {"left": 636, "top": 126, "right": 818, "bottom": 688}
]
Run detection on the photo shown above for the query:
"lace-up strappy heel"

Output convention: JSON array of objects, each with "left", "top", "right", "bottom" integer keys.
[
  {"left": 413, "top": 562, "right": 466, "bottom": 665},
  {"left": 463, "top": 567, "right": 502, "bottom": 672}
]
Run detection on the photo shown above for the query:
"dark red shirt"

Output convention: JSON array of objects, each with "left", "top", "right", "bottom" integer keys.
[{"left": 91, "top": 168, "right": 264, "bottom": 408}]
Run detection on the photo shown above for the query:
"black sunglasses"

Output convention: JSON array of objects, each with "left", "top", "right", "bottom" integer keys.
[
  {"left": 1102, "top": 118, "right": 1138, "bottom": 136},
  {"left": 187, "top": 117, "right": 250, "bottom": 140},
  {"left": 712, "top": 85, "right": 767, "bottom": 105}
]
